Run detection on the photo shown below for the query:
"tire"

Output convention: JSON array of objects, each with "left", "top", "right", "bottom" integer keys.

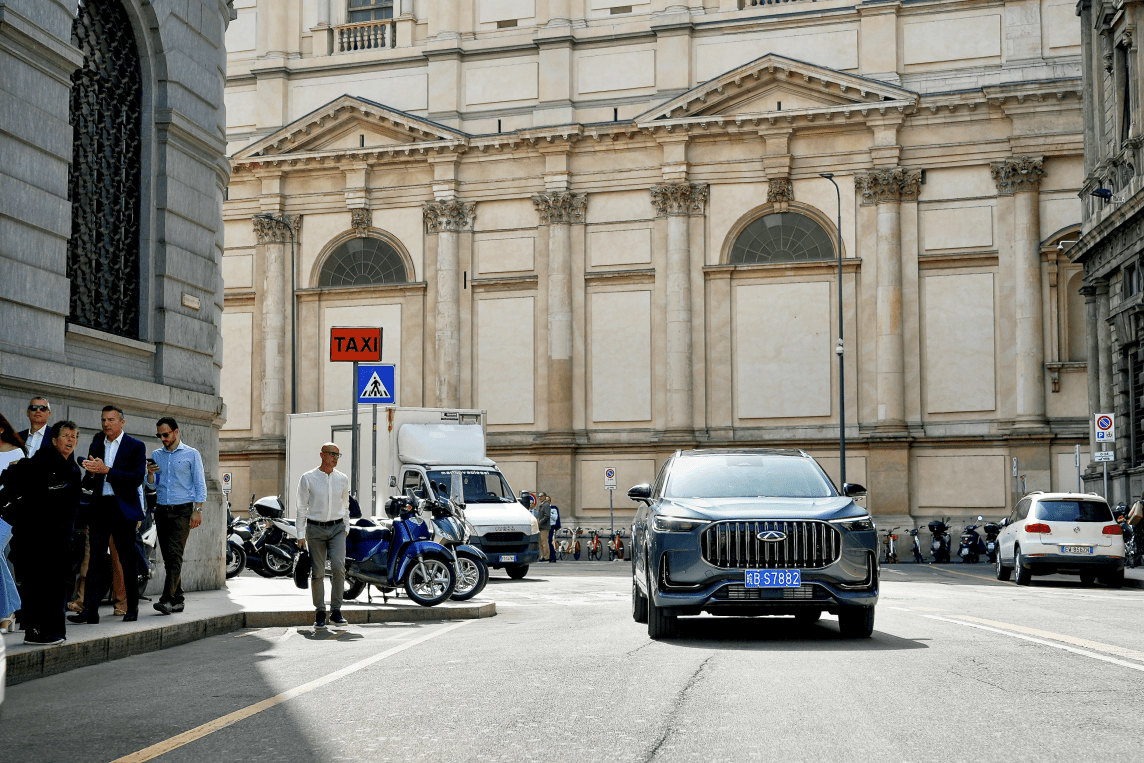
[
  {"left": 590, "top": 544, "right": 601, "bottom": 561},
  {"left": 1101, "top": 569, "right": 1125, "bottom": 588},
  {"left": 343, "top": 578, "right": 367, "bottom": 600},
  {"left": 646, "top": 560, "right": 675, "bottom": 639},
  {"left": 1014, "top": 547, "right": 1032, "bottom": 586},
  {"left": 505, "top": 564, "right": 529, "bottom": 580},
  {"left": 995, "top": 550, "right": 1012, "bottom": 581},
  {"left": 451, "top": 554, "right": 489, "bottom": 601},
  {"left": 264, "top": 549, "right": 292, "bottom": 577},
  {"left": 403, "top": 555, "right": 456, "bottom": 606},
  {"left": 632, "top": 577, "right": 648, "bottom": 623},
  {"left": 617, "top": 542, "right": 625, "bottom": 562},
  {"left": 573, "top": 541, "right": 581, "bottom": 561},
  {"left": 226, "top": 543, "right": 246, "bottom": 579},
  {"left": 794, "top": 610, "right": 822, "bottom": 625},
  {"left": 1079, "top": 571, "right": 1097, "bottom": 586},
  {"left": 838, "top": 605, "right": 875, "bottom": 638}
]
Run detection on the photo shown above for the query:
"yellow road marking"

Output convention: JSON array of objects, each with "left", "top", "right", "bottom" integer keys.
[
  {"left": 948, "top": 614, "right": 1144, "bottom": 663},
  {"left": 112, "top": 620, "right": 473, "bottom": 763}
]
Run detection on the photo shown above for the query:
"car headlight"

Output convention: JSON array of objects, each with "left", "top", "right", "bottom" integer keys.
[
  {"left": 652, "top": 514, "right": 710, "bottom": 532},
  {"left": 829, "top": 514, "right": 875, "bottom": 531},
  {"left": 529, "top": 516, "right": 539, "bottom": 534}
]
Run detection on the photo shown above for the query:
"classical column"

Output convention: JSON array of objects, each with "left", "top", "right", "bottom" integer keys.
[
  {"left": 1082, "top": 285, "right": 1102, "bottom": 457},
  {"left": 424, "top": 200, "right": 476, "bottom": 408},
  {"left": 254, "top": 214, "right": 300, "bottom": 437},
  {"left": 532, "top": 192, "right": 586, "bottom": 433},
  {"left": 857, "top": 168, "right": 919, "bottom": 431},
  {"left": 436, "top": 0, "right": 459, "bottom": 39},
  {"left": 650, "top": 182, "right": 709, "bottom": 433},
  {"left": 992, "top": 156, "right": 1047, "bottom": 427}
]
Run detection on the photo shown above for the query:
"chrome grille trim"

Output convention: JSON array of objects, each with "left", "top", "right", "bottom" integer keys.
[
  {"left": 713, "top": 584, "right": 829, "bottom": 601},
  {"left": 700, "top": 520, "right": 841, "bottom": 570}
]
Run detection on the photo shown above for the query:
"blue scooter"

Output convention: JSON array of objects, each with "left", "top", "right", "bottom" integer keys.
[{"left": 342, "top": 494, "right": 456, "bottom": 606}]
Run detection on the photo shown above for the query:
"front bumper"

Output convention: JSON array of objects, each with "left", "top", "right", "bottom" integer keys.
[
  {"left": 469, "top": 533, "right": 540, "bottom": 567},
  {"left": 645, "top": 526, "right": 879, "bottom": 614}
]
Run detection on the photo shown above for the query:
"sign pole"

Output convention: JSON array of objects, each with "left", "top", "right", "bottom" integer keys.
[
  {"left": 1012, "top": 457, "right": 1019, "bottom": 503},
  {"left": 351, "top": 360, "right": 360, "bottom": 501},
  {"left": 1103, "top": 444, "right": 1109, "bottom": 500},
  {"left": 371, "top": 403, "right": 378, "bottom": 516},
  {"left": 1075, "top": 444, "right": 1082, "bottom": 493}
]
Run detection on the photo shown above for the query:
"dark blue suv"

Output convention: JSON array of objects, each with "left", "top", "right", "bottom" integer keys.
[{"left": 630, "top": 449, "right": 879, "bottom": 639}]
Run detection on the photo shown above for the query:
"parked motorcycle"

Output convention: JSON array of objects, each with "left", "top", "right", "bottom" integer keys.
[
  {"left": 225, "top": 501, "right": 247, "bottom": 579},
  {"left": 242, "top": 494, "right": 295, "bottom": 578},
  {"left": 1114, "top": 506, "right": 1142, "bottom": 568},
  {"left": 957, "top": 517, "right": 986, "bottom": 564},
  {"left": 340, "top": 494, "right": 456, "bottom": 606},
  {"left": 983, "top": 520, "right": 1002, "bottom": 564},
  {"left": 882, "top": 527, "right": 901, "bottom": 564},
  {"left": 928, "top": 517, "right": 952, "bottom": 563},
  {"left": 424, "top": 492, "right": 489, "bottom": 601},
  {"left": 909, "top": 529, "right": 926, "bottom": 563}
]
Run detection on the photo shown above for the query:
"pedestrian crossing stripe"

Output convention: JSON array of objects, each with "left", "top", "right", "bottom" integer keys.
[{"left": 361, "top": 371, "right": 390, "bottom": 400}]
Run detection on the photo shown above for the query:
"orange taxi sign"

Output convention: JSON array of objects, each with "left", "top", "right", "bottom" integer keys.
[{"left": 330, "top": 327, "right": 382, "bottom": 362}]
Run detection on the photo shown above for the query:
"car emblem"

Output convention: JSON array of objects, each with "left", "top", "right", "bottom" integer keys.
[
  {"left": 757, "top": 530, "right": 786, "bottom": 542},
  {"left": 1074, "top": 526, "right": 1081, "bottom": 533}
]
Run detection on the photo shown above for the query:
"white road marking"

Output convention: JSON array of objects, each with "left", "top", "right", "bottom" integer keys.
[{"left": 925, "top": 615, "right": 1144, "bottom": 673}]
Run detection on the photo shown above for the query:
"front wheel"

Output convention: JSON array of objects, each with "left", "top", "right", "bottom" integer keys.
[
  {"left": 226, "top": 543, "right": 247, "bottom": 578},
  {"left": 451, "top": 554, "right": 489, "bottom": 601},
  {"left": 264, "top": 549, "right": 292, "bottom": 577},
  {"left": 646, "top": 561, "right": 675, "bottom": 640},
  {"left": 838, "top": 606, "right": 875, "bottom": 638},
  {"left": 505, "top": 564, "right": 529, "bottom": 580},
  {"left": 343, "top": 577, "right": 367, "bottom": 600},
  {"left": 403, "top": 555, "right": 456, "bottom": 606}
]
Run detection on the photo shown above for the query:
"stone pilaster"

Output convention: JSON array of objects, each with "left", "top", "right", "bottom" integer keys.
[
  {"left": 992, "top": 156, "right": 1046, "bottom": 427},
  {"left": 857, "top": 168, "right": 919, "bottom": 432},
  {"left": 1081, "top": 284, "right": 1102, "bottom": 459},
  {"left": 1097, "top": 281, "right": 1113, "bottom": 413},
  {"left": 424, "top": 200, "right": 475, "bottom": 408},
  {"left": 533, "top": 192, "right": 586, "bottom": 434},
  {"left": 254, "top": 214, "right": 301, "bottom": 437},
  {"left": 651, "top": 182, "right": 708, "bottom": 434}
]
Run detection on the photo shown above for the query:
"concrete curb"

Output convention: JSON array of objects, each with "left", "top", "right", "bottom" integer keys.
[{"left": 6, "top": 602, "right": 495, "bottom": 686}]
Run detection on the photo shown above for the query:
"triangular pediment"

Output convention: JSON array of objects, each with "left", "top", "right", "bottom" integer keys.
[
  {"left": 233, "top": 96, "right": 469, "bottom": 159},
  {"left": 637, "top": 54, "right": 917, "bottom": 124}
]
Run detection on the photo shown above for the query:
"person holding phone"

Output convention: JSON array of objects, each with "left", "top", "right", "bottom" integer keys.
[{"left": 146, "top": 417, "right": 206, "bottom": 615}]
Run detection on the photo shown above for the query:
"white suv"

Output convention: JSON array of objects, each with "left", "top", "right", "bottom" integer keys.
[{"left": 996, "top": 492, "right": 1125, "bottom": 587}]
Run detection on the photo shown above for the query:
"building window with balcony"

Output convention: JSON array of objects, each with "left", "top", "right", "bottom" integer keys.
[
  {"left": 340, "top": 0, "right": 395, "bottom": 51},
  {"left": 348, "top": 0, "right": 393, "bottom": 21}
]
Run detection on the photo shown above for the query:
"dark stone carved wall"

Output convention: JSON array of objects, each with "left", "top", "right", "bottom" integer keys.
[{"left": 66, "top": 0, "right": 143, "bottom": 339}]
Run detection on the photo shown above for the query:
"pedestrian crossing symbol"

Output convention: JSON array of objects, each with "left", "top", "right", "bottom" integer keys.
[{"left": 356, "top": 364, "right": 396, "bottom": 405}]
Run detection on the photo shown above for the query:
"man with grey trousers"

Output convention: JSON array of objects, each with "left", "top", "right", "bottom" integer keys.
[{"left": 297, "top": 443, "right": 350, "bottom": 628}]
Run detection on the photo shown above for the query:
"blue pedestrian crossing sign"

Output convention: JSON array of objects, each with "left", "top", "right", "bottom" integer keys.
[{"left": 357, "top": 364, "right": 396, "bottom": 405}]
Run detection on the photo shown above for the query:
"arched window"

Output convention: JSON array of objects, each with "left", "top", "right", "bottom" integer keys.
[
  {"left": 318, "top": 237, "right": 408, "bottom": 287},
  {"left": 730, "top": 211, "right": 835, "bottom": 265},
  {"left": 67, "top": 0, "right": 143, "bottom": 338}
]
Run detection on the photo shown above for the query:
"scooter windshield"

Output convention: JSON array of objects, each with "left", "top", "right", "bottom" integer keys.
[{"left": 427, "top": 470, "right": 516, "bottom": 504}]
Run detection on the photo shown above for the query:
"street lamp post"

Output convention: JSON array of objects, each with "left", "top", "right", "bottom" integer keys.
[
  {"left": 818, "top": 174, "right": 846, "bottom": 488},
  {"left": 253, "top": 213, "right": 298, "bottom": 417}
]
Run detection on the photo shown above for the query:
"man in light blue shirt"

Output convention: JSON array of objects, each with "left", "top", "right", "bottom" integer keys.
[{"left": 145, "top": 416, "right": 207, "bottom": 615}]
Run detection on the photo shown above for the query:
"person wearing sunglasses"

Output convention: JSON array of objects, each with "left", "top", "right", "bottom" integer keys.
[
  {"left": 18, "top": 397, "right": 53, "bottom": 455},
  {"left": 296, "top": 443, "right": 350, "bottom": 628}
]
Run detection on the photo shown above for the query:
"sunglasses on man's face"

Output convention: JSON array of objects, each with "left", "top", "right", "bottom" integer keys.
[
  {"left": 27, "top": 405, "right": 49, "bottom": 412},
  {"left": 321, "top": 451, "right": 342, "bottom": 459}
]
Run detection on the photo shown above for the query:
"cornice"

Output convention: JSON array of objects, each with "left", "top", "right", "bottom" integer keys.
[{"left": 584, "top": 268, "right": 656, "bottom": 287}]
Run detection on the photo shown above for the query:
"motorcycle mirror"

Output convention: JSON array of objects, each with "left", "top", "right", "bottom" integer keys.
[
  {"left": 449, "top": 470, "right": 465, "bottom": 508},
  {"left": 977, "top": 515, "right": 983, "bottom": 521}
]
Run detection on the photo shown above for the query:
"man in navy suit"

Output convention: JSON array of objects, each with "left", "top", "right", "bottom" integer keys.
[
  {"left": 17, "top": 396, "right": 54, "bottom": 454},
  {"left": 68, "top": 405, "right": 146, "bottom": 624}
]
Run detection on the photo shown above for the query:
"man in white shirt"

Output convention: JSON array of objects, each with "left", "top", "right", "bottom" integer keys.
[{"left": 297, "top": 443, "right": 350, "bottom": 628}]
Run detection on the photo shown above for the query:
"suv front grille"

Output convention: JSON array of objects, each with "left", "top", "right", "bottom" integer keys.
[
  {"left": 713, "top": 584, "right": 829, "bottom": 600},
  {"left": 700, "top": 521, "right": 840, "bottom": 569}
]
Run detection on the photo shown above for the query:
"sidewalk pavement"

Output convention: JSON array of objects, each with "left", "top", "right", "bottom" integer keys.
[{"left": 3, "top": 576, "right": 495, "bottom": 686}]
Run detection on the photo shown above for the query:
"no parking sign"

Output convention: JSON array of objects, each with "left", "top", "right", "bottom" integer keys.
[{"left": 1096, "top": 413, "right": 1116, "bottom": 442}]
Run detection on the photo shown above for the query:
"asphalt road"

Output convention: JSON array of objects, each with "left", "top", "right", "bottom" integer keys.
[{"left": 4, "top": 561, "right": 1144, "bottom": 762}]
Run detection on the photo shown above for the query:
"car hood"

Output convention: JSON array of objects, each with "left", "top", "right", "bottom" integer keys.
[
  {"left": 657, "top": 496, "right": 861, "bottom": 521},
  {"left": 462, "top": 503, "right": 536, "bottom": 528}
]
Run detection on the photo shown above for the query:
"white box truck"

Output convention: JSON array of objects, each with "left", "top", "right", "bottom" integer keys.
[{"left": 286, "top": 407, "right": 541, "bottom": 578}]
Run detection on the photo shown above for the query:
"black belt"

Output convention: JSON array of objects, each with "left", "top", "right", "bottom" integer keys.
[
  {"left": 157, "top": 502, "right": 194, "bottom": 510},
  {"left": 308, "top": 518, "right": 343, "bottom": 527}
]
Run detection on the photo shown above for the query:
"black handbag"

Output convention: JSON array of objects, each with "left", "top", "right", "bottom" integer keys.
[{"left": 292, "top": 549, "right": 311, "bottom": 590}]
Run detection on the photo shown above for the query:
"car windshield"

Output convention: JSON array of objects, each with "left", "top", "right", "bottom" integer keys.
[
  {"left": 1036, "top": 500, "right": 1113, "bottom": 523},
  {"left": 426, "top": 470, "right": 516, "bottom": 504},
  {"left": 664, "top": 455, "right": 837, "bottom": 499}
]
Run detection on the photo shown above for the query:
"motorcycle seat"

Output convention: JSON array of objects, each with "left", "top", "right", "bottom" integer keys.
[{"left": 348, "top": 525, "right": 391, "bottom": 544}]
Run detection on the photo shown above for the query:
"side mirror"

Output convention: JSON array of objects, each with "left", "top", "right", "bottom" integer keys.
[
  {"left": 842, "top": 483, "right": 867, "bottom": 498},
  {"left": 1001, "top": 517, "right": 1010, "bottom": 527},
  {"left": 627, "top": 483, "right": 652, "bottom": 503},
  {"left": 388, "top": 475, "right": 397, "bottom": 487}
]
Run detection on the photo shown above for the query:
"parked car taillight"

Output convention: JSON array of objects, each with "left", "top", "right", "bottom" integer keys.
[
  {"left": 1025, "top": 523, "right": 1052, "bottom": 534},
  {"left": 1103, "top": 524, "right": 1124, "bottom": 535}
]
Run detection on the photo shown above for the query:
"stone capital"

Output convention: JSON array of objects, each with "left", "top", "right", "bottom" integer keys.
[
  {"left": 990, "top": 156, "right": 1045, "bottom": 195},
  {"left": 650, "top": 182, "right": 709, "bottom": 217},
  {"left": 531, "top": 191, "right": 586, "bottom": 225},
  {"left": 855, "top": 167, "right": 919, "bottom": 205},
  {"left": 253, "top": 214, "right": 301, "bottom": 244},
  {"left": 350, "top": 208, "right": 372, "bottom": 236},
  {"left": 423, "top": 199, "right": 475, "bottom": 234},
  {"left": 766, "top": 177, "right": 794, "bottom": 204}
]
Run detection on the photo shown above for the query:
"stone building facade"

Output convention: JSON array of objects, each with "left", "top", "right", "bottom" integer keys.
[
  {"left": 0, "top": 0, "right": 233, "bottom": 590},
  {"left": 222, "top": 0, "right": 1090, "bottom": 529},
  {"left": 1069, "top": 0, "right": 1144, "bottom": 503}
]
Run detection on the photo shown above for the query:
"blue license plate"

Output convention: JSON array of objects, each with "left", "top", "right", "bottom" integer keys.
[{"left": 745, "top": 570, "right": 801, "bottom": 588}]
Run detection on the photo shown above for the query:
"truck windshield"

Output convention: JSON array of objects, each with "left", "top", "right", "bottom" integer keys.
[{"left": 427, "top": 470, "right": 516, "bottom": 504}]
